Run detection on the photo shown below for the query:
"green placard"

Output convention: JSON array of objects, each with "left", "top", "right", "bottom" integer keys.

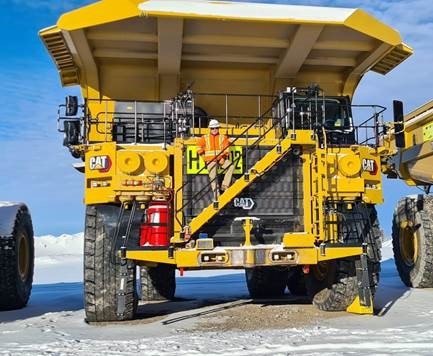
[{"left": 186, "top": 146, "right": 243, "bottom": 174}]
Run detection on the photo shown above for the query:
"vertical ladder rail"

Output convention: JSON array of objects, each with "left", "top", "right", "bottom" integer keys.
[
  {"left": 173, "top": 140, "right": 185, "bottom": 242},
  {"left": 311, "top": 129, "right": 328, "bottom": 241}
]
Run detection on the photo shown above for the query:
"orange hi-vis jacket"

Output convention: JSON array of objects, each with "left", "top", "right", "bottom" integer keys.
[{"left": 197, "top": 133, "right": 230, "bottom": 163}]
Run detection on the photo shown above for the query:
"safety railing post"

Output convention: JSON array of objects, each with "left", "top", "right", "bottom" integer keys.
[
  {"left": 104, "top": 100, "right": 108, "bottom": 142},
  {"left": 134, "top": 101, "right": 137, "bottom": 144},
  {"left": 84, "top": 100, "right": 89, "bottom": 145},
  {"left": 225, "top": 94, "right": 228, "bottom": 133},
  {"left": 374, "top": 107, "right": 379, "bottom": 148},
  {"left": 191, "top": 95, "right": 195, "bottom": 137}
]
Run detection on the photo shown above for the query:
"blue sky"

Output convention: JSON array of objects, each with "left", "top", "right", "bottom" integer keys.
[{"left": 0, "top": 0, "right": 432, "bottom": 236}]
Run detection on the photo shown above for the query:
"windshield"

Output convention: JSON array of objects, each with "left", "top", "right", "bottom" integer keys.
[{"left": 293, "top": 97, "right": 352, "bottom": 130}]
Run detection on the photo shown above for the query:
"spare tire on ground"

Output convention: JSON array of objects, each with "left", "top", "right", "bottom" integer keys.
[{"left": 0, "top": 203, "right": 34, "bottom": 310}]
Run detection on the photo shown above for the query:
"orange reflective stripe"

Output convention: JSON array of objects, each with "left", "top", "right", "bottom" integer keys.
[
  {"left": 202, "top": 133, "right": 229, "bottom": 161},
  {"left": 205, "top": 134, "right": 214, "bottom": 157},
  {"left": 221, "top": 134, "right": 229, "bottom": 155}
]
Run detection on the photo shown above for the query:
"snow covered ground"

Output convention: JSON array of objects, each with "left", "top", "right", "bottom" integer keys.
[{"left": 1, "top": 235, "right": 433, "bottom": 355}]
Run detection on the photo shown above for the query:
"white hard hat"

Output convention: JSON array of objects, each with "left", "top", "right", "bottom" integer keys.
[{"left": 208, "top": 119, "right": 220, "bottom": 128}]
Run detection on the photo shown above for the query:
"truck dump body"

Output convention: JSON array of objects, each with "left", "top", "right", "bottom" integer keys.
[
  {"left": 41, "top": 0, "right": 412, "bottom": 321},
  {"left": 41, "top": 0, "right": 411, "bottom": 101}
]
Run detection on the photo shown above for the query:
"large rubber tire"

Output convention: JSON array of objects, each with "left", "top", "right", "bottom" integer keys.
[
  {"left": 84, "top": 205, "right": 138, "bottom": 322},
  {"left": 0, "top": 205, "right": 34, "bottom": 310},
  {"left": 141, "top": 264, "right": 176, "bottom": 301},
  {"left": 305, "top": 259, "right": 358, "bottom": 311},
  {"left": 306, "top": 205, "right": 382, "bottom": 311},
  {"left": 363, "top": 205, "right": 382, "bottom": 292},
  {"left": 287, "top": 266, "right": 307, "bottom": 296},
  {"left": 392, "top": 195, "right": 433, "bottom": 288},
  {"left": 245, "top": 266, "right": 287, "bottom": 298}
]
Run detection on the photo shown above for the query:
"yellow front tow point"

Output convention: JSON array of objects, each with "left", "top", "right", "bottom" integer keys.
[{"left": 235, "top": 216, "right": 260, "bottom": 266}]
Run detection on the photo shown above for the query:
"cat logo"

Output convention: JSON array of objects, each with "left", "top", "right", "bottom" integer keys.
[
  {"left": 233, "top": 197, "right": 255, "bottom": 210},
  {"left": 362, "top": 158, "right": 378, "bottom": 175},
  {"left": 89, "top": 155, "right": 112, "bottom": 173}
]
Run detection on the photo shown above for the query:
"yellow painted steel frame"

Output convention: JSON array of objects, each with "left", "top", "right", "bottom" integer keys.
[
  {"left": 126, "top": 244, "right": 363, "bottom": 268},
  {"left": 84, "top": 142, "right": 175, "bottom": 205},
  {"left": 80, "top": 102, "right": 381, "bottom": 316},
  {"left": 119, "top": 134, "right": 383, "bottom": 263},
  {"left": 85, "top": 127, "right": 384, "bottom": 241},
  {"left": 127, "top": 225, "right": 362, "bottom": 269}
]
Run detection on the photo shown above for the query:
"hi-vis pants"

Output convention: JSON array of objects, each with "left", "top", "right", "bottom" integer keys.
[{"left": 207, "top": 159, "right": 235, "bottom": 194}]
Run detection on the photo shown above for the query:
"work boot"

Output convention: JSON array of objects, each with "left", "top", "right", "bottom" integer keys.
[{"left": 213, "top": 188, "right": 220, "bottom": 201}]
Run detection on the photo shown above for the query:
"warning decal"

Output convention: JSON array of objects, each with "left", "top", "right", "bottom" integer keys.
[{"left": 186, "top": 146, "right": 243, "bottom": 175}]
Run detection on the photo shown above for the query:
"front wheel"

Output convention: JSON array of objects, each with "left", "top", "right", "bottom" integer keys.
[
  {"left": 306, "top": 204, "right": 382, "bottom": 311},
  {"left": 392, "top": 195, "right": 433, "bottom": 287},
  {"left": 305, "top": 259, "right": 358, "bottom": 311},
  {"left": 84, "top": 205, "right": 138, "bottom": 322}
]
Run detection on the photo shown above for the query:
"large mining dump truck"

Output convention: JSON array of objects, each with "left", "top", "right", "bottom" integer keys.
[
  {"left": 0, "top": 203, "right": 34, "bottom": 310},
  {"left": 40, "top": 0, "right": 413, "bottom": 321},
  {"left": 387, "top": 100, "right": 433, "bottom": 288}
]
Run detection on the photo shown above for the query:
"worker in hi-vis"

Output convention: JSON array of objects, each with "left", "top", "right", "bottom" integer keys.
[{"left": 197, "top": 119, "right": 235, "bottom": 199}]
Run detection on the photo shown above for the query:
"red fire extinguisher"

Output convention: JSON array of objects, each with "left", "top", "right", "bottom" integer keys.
[{"left": 140, "top": 201, "right": 171, "bottom": 246}]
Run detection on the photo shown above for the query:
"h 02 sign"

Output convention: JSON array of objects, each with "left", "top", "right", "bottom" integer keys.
[{"left": 186, "top": 146, "right": 243, "bottom": 175}]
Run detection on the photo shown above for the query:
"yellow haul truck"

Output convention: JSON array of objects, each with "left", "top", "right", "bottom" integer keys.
[
  {"left": 386, "top": 100, "right": 433, "bottom": 288},
  {"left": 40, "top": 0, "right": 412, "bottom": 321}
]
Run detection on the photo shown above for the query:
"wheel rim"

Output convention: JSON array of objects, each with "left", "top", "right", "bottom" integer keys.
[
  {"left": 400, "top": 226, "right": 418, "bottom": 267},
  {"left": 18, "top": 232, "right": 30, "bottom": 281}
]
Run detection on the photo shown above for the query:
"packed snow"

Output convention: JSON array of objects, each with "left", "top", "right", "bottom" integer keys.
[
  {"left": 0, "top": 202, "right": 19, "bottom": 208},
  {"left": 1, "top": 235, "right": 433, "bottom": 355}
]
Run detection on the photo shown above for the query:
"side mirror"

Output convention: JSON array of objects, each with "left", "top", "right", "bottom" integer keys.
[
  {"left": 393, "top": 100, "right": 405, "bottom": 148},
  {"left": 63, "top": 120, "right": 80, "bottom": 147},
  {"left": 65, "top": 96, "right": 78, "bottom": 116}
]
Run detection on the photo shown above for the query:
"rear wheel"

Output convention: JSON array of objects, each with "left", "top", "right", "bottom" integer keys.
[
  {"left": 141, "top": 264, "right": 176, "bottom": 301},
  {"left": 287, "top": 266, "right": 307, "bottom": 296},
  {"left": 306, "top": 204, "right": 382, "bottom": 311},
  {"left": 392, "top": 195, "right": 433, "bottom": 287},
  {"left": 245, "top": 266, "right": 287, "bottom": 298},
  {"left": 84, "top": 205, "right": 138, "bottom": 322},
  {"left": 0, "top": 205, "right": 34, "bottom": 310}
]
